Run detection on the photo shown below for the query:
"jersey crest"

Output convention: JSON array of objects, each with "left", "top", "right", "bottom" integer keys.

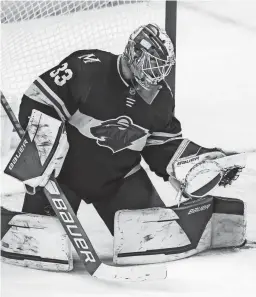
[{"left": 90, "top": 116, "right": 148, "bottom": 153}]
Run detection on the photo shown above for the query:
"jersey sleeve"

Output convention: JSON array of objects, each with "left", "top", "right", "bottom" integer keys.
[
  {"left": 142, "top": 103, "right": 183, "bottom": 181},
  {"left": 19, "top": 51, "right": 97, "bottom": 129}
]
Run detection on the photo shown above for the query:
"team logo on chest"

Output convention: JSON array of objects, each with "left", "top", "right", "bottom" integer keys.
[{"left": 90, "top": 116, "right": 149, "bottom": 153}]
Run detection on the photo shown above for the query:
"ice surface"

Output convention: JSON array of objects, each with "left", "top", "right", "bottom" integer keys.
[{"left": 1, "top": 1, "right": 256, "bottom": 296}]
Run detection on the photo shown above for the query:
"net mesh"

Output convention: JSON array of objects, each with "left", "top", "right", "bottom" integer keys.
[
  {"left": 0, "top": 0, "right": 166, "bottom": 154},
  {"left": 1, "top": 1, "right": 143, "bottom": 23},
  {"left": 1, "top": 0, "right": 166, "bottom": 102}
]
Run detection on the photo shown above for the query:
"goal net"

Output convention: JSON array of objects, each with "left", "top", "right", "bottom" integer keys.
[{"left": 1, "top": 0, "right": 168, "bottom": 155}]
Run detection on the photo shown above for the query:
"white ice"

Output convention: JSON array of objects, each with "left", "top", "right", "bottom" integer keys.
[{"left": 1, "top": 1, "right": 256, "bottom": 296}]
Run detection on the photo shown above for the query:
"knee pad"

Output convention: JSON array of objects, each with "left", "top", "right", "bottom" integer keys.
[
  {"left": 211, "top": 196, "right": 246, "bottom": 248},
  {"left": 1, "top": 207, "right": 73, "bottom": 271}
]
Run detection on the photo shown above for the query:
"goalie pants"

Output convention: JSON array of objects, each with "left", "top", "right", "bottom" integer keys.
[{"left": 22, "top": 168, "right": 165, "bottom": 235}]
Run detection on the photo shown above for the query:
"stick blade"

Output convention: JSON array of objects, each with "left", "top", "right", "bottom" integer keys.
[{"left": 93, "top": 263, "right": 167, "bottom": 282}]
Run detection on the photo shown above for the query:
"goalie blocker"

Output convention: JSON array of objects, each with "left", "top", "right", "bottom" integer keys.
[
  {"left": 4, "top": 109, "right": 69, "bottom": 194},
  {"left": 2, "top": 110, "right": 73, "bottom": 271}
]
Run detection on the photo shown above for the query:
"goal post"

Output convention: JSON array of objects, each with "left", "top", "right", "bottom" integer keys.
[
  {"left": 165, "top": 0, "right": 177, "bottom": 100},
  {"left": 1, "top": 0, "right": 177, "bottom": 154}
]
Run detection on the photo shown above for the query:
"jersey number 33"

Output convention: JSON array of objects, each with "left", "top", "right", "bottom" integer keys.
[{"left": 50, "top": 63, "right": 73, "bottom": 86}]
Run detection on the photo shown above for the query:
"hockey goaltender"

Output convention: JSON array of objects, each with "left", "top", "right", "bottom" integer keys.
[{"left": 1, "top": 24, "right": 248, "bottom": 275}]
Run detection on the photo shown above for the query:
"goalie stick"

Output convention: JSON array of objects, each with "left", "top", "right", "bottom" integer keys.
[{"left": 1, "top": 91, "right": 167, "bottom": 281}]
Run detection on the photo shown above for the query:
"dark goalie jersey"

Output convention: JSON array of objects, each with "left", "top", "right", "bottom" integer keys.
[{"left": 19, "top": 50, "right": 182, "bottom": 202}]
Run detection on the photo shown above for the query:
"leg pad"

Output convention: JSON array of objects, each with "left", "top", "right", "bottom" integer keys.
[{"left": 1, "top": 207, "right": 73, "bottom": 271}]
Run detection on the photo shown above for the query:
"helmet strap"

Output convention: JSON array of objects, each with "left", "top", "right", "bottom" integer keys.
[{"left": 120, "top": 54, "right": 134, "bottom": 81}]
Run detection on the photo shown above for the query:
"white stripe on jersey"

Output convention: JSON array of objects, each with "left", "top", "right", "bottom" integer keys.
[
  {"left": 146, "top": 136, "right": 183, "bottom": 146},
  {"left": 151, "top": 131, "right": 182, "bottom": 138},
  {"left": 36, "top": 77, "right": 71, "bottom": 119},
  {"left": 25, "top": 83, "right": 67, "bottom": 121},
  {"left": 146, "top": 130, "right": 182, "bottom": 146}
]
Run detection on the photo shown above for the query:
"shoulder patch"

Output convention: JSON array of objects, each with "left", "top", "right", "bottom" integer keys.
[{"left": 78, "top": 53, "right": 101, "bottom": 64}]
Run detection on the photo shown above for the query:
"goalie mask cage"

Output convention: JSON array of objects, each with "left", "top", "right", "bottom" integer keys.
[{"left": 0, "top": 0, "right": 177, "bottom": 154}]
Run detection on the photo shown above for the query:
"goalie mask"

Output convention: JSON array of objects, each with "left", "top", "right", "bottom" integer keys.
[{"left": 123, "top": 23, "right": 175, "bottom": 104}]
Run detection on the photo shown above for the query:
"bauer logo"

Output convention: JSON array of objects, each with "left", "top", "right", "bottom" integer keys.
[
  {"left": 52, "top": 196, "right": 96, "bottom": 264},
  {"left": 90, "top": 116, "right": 148, "bottom": 153},
  {"left": 8, "top": 139, "right": 29, "bottom": 170},
  {"left": 188, "top": 204, "right": 211, "bottom": 215}
]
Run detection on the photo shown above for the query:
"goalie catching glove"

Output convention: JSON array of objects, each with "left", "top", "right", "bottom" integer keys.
[
  {"left": 5, "top": 110, "right": 69, "bottom": 194},
  {"left": 167, "top": 139, "right": 246, "bottom": 199}
]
